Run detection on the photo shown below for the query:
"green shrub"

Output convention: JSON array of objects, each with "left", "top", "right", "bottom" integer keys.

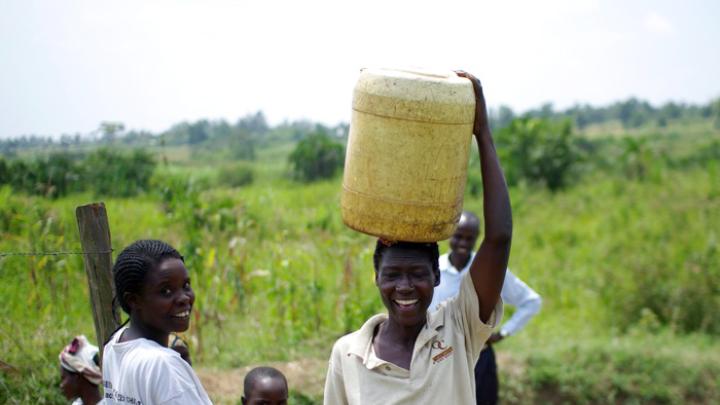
[
  {"left": 217, "top": 163, "right": 254, "bottom": 188},
  {"left": 619, "top": 136, "right": 654, "bottom": 180},
  {"left": 496, "top": 118, "right": 579, "bottom": 191},
  {"left": 288, "top": 131, "right": 344, "bottom": 182},
  {"left": 0, "top": 149, "right": 156, "bottom": 198},
  {"left": 85, "top": 148, "right": 156, "bottom": 197},
  {"left": 0, "top": 153, "right": 84, "bottom": 198},
  {"left": 687, "top": 139, "right": 720, "bottom": 167},
  {"left": 500, "top": 333, "right": 720, "bottom": 404},
  {"left": 0, "top": 158, "right": 8, "bottom": 184},
  {"left": 31, "top": 152, "right": 84, "bottom": 198}
]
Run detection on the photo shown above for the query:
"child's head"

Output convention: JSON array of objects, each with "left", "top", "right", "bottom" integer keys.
[
  {"left": 113, "top": 240, "right": 194, "bottom": 335},
  {"left": 59, "top": 368, "right": 82, "bottom": 402},
  {"left": 373, "top": 240, "right": 440, "bottom": 326},
  {"left": 170, "top": 333, "right": 192, "bottom": 365},
  {"left": 58, "top": 335, "right": 102, "bottom": 401},
  {"left": 241, "top": 366, "right": 288, "bottom": 405}
]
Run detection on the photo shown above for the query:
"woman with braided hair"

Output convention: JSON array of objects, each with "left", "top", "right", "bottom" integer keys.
[{"left": 102, "top": 239, "right": 212, "bottom": 404}]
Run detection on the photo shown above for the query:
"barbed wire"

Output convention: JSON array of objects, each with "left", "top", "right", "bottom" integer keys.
[{"left": 0, "top": 249, "right": 113, "bottom": 258}]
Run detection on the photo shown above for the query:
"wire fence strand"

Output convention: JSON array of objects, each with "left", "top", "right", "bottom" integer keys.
[{"left": 0, "top": 249, "right": 113, "bottom": 258}]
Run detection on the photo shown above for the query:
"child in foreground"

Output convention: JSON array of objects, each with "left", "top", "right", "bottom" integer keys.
[
  {"left": 323, "top": 71, "right": 512, "bottom": 404},
  {"left": 59, "top": 335, "right": 102, "bottom": 405},
  {"left": 170, "top": 332, "right": 192, "bottom": 365},
  {"left": 242, "top": 366, "right": 289, "bottom": 405},
  {"left": 102, "top": 239, "right": 212, "bottom": 404}
]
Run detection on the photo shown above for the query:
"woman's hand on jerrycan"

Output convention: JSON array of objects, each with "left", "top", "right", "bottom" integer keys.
[{"left": 455, "top": 70, "right": 490, "bottom": 137}]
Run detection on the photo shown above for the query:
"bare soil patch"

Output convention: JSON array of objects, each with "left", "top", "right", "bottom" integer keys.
[{"left": 198, "top": 358, "right": 327, "bottom": 404}]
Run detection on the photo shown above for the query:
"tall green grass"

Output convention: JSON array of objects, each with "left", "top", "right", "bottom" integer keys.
[{"left": 1, "top": 130, "right": 719, "bottom": 403}]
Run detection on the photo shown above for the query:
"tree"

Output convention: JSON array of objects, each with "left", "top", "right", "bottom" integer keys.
[
  {"left": 188, "top": 120, "right": 210, "bottom": 144},
  {"left": 495, "top": 118, "right": 579, "bottom": 191},
  {"left": 99, "top": 121, "right": 125, "bottom": 143},
  {"left": 539, "top": 102, "right": 554, "bottom": 118},
  {"left": 660, "top": 102, "right": 682, "bottom": 120},
  {"left": 491, "top": 105, "right": 515, "bottom": 130},
  {"left": 0, "top": 158, "right": 8, "bottom": 185},
  {"left": 237, "top": 111, "right": 269, "bottom": 134},
  {"left": 288, "top": 130, "right": 344, "bottom": 182},
  {"left": 615, "top": 98, "right": 654, "bottom": 128}
]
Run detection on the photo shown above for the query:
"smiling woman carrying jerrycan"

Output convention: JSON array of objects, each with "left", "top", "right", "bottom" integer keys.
[{"left": 324, "top": 70, "right": 512, "bottom": 405}]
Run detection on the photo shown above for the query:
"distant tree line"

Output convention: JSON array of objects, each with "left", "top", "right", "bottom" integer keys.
[
  {"left": 0, "top": 112, "right": 350, "bottom": 159},
  {"left": 159, "top": 112, "right": 268, "bottom": 160},
  {"left": 1, "top": 98, "right": 717, "bottom": 193},
  {"left": 0, "top": 121, "right": 156, "bottom": 157},
  {"left": 3, "top": 97, "right": 716, "bottom": 157},
  {"left": 489, "top": 97, "right": 720, "bottom": 131}
]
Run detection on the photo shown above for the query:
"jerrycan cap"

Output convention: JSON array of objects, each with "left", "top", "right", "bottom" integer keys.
[{"left": 354, "top": 67, "right": 475, "bottom": 124}]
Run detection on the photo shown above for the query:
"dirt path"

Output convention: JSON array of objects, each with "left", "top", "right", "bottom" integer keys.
[
  {"left": 197, "top": 358, "right": 328, "bottom": 404},
  {"left": 197, "top": 352, "right": 522, "bottom": 404}
]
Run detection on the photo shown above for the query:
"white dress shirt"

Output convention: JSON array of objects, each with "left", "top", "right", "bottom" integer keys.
[{"left": 431, "top": 253, "right": 541, "bottom": 336}]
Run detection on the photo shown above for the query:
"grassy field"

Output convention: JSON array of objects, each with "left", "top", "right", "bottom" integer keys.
[{"left": 1, "top": 123, "right": 719, "bottom": 404}]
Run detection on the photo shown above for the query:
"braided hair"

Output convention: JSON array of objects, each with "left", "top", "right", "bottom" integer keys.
[
  {"left": 372, "top": 240, "right": 440, "bottom": 274},
  {"left": 112, "top": 240, "right": 184, "bottom": 314}
]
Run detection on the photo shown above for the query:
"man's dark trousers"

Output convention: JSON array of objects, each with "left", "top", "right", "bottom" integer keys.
[{"left": 475, "top": 345, "right": 498, "bottom": 405}]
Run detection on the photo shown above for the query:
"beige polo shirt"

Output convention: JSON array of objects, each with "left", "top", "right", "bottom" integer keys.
[{"left": 323, "top": 271, "right": 503, "bottom": 405}]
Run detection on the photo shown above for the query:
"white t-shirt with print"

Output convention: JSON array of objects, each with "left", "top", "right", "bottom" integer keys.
[
  {"left": 102, "top": 327, "right": 212, "bottom": 405},
  {"left": 71, "top": 396, "right": 105, "bottom": 404}
]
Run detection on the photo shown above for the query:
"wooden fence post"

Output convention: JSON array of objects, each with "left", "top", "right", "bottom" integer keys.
[{"left": 76, "top": 202, "right": 120, "bottom": 361}]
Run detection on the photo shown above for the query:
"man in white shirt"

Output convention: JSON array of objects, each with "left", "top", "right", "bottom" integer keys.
[{"left": 431, "top": 211, "right": 541, "bottom": 405}]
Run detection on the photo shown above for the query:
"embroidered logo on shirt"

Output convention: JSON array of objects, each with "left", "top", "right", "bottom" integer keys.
[
  {"left": 431, "top": 339, "right": 454, "bottom": 364},
  {"left": 433, "top": 346, "right": 454, "bottom": 364}
]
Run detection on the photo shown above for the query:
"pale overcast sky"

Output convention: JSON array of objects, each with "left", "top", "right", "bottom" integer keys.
[{"left": 1, "top": 0, "right": 718, "bottom": 139}]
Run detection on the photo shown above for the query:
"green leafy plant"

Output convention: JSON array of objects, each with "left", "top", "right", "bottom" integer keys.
[
  {"left": 496, "top": 117, "right": 579, "bottom": 191},
  {"left": 288, "top": 131, "right": 344, "bottom": 182}
]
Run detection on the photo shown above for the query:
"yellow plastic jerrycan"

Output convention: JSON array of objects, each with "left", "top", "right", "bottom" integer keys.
[{"left": 341, "top": 68, "right": 476, "bottom": 242}]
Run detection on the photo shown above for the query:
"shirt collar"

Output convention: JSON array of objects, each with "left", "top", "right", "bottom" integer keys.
[
  {"left": 348, "top": 310, "right": 446, "bottom": 369},
  {"left": 347, "top": 313, "right": 386, "bottom": 364},
  {"left": 441, "top": 252, "right": 476, "bottom": 275}
]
